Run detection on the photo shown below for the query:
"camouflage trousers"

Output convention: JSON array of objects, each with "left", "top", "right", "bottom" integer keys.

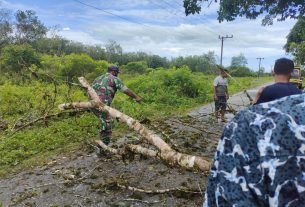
[{"left": 92, "top": 109, "right": 112, "bottom": 145}]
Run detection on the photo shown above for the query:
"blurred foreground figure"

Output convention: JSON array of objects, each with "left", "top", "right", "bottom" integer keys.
[{"left": 204, "top": 94, "right": 305, "bottom": 207}]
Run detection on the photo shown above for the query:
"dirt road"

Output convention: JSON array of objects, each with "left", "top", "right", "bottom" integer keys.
[{"left": 0, "top": 84, "right": 270, "bottom": 207}]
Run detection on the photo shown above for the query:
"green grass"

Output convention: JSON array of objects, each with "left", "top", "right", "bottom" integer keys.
[{"left": 0, "top": 69, "right": 272, "bottom": 177}]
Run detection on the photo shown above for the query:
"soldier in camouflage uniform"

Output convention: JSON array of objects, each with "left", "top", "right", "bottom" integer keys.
[
  {"left": 92, "top": 65, "right": 141, "bottom": 145},
  {"left": 204, "top": 94, "right": 305, "bottom": 207}
]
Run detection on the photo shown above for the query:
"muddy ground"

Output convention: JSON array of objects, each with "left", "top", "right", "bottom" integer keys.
[{"left": 0, "top": 115, "right": 225, "bottom": 207}]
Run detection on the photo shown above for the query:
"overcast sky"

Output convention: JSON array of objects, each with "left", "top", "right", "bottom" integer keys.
[{"left": 1, "top": 0, "right": 297, "bottom": 71}]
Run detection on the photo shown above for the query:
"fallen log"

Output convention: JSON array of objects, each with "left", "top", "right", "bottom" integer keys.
[
  {"left": 59, "top": 102, "right": 173, "bottom": 154},
  {"left": 60, "top": 102, "right": 211, "bottom": 171},
  {"left": 94, "top": 140, "right": 158, "bottom": 158},
  {"left": 94, "top": 140, "right": 119, "bottom": 155},
  {"left": 94, "top": 140, "right": 210, "bottom": 173},
  {"left": 125, "top": 143, "right": 158, "bottom": 157},
  {"left": 58, "top": 77, "right": 211, "bottom": 171}
]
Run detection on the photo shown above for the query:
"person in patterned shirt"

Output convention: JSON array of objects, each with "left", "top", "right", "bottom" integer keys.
[
  {"left": 92, "top": 65, "right": 141, "bottom": 145},
  {"left": 204, "top": 94, "right": 305, "bottom": 207}
]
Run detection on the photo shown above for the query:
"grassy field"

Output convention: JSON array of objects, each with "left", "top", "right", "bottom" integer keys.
[{"left": 0, "top": 68, "right": 272, "bottom": 177}]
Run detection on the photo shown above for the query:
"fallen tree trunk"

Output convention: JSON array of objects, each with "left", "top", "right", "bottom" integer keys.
[
  {"left": 58, "top": 77, "right": 211, "bottom": 171},
  {"left": 94, "top": 140, "right": 158, "bottom": 158},
  {"left": 59, "top": 101, "right": 172, "bottom": 151},
  {"left": 94, "top": 140, "right": 210, "bottom": 172},
  {"left": 125, "top": 144, "right": 158, "bottom": 157},
  {"left": 94, "top": 140, "right": 119, "bottom": 155}
]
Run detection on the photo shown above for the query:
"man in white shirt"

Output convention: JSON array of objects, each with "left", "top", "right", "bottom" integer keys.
[{"left": 213, "top": 68, "right": 229, "bottom": 122}]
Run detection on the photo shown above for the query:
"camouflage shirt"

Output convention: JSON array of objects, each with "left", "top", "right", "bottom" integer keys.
[
  {"left": 92, "top": 73, "right": 127, "bottom": 105},
  {"left": 204, "top": 94, "right": 305, "bottom": 207}
]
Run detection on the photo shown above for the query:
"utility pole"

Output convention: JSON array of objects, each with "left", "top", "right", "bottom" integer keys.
[
  {"left": 219, "top": 35, "right": 233, "bottom": 66},
  {"left": 256, "top": 57, "right": 264, "bottom": 78}
]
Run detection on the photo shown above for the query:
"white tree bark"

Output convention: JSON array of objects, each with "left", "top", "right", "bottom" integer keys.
[{"left": 58, "top": 77, "right": 211, "bottom": 171}]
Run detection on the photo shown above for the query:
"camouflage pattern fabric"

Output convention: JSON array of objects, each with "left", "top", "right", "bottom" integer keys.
[
  {"left": 204, "top": 94, "right": 305, "bottom": 207},
  {"left": 92, "top": 73, "right": 127, "bottom": 144},
  {"left": 92, "top": 73, "right": 127, "bottom": 105},
  {"left": 92, "top": 109, "right": 111, "bottom": 145}
]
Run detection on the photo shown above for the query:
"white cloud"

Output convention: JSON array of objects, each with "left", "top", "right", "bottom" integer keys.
[
  {"left": 58, "top": 30, "right": 104, "bottom": 45},
  {"left": 161, "top": 47, "right": 184, "bottom": 54},
  {"left": 62, "top": 27, "right": 71, "bottom": 31}
]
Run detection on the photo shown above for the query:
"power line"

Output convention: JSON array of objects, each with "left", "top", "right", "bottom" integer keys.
[
  {"left": 153, "top": 0, "right": 219, "bottom": 34},
  {"left": 73, "top": 0, "right": 154, "bottom": 30},
  {"left": 147, "top": 0, "right": 172, "bottom": 11},
  {"left": 147, "top": 0, "right": 220, "bottom": 37},
  {"left": 170, "top": 0, "right": 184, "bottom": 8},
  {"left": 159, "top": 0, "right": 181, "bottom": 11},
  {"left": 149, "top": 0, "right": 183, "bottom": 18},
  {"left": 161, "top": 0, "right": 206, "bottom": 22},
  {"left": 147, "top": 0, "right": 208, "bottom": 28},
  {"left": 147, "top": 0, "right": 182, "bottom": 19},
  {"left": 150, "top": 0, "right": 193, "bottom": 27},
  {"left": 74, "top": 0, "right": 187, "bottom": 39}
]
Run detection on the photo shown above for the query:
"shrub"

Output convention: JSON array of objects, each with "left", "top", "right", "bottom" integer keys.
[
  {"left": 0, "top": 44, "right": 40, "bottom": 75},
  {"left": 122, "top": 61, "right": 148, "bottom": 74},
  {"left": 60, "top": 53, "right": 97, "bottom": 81}
]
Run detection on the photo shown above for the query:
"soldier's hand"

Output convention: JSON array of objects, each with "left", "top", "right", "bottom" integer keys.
[{"left": 214, "top": 95, "right": 218, "bottom": 101}]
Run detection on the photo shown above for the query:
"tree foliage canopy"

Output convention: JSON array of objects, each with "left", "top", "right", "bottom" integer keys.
[
  {"left": 0, "top": 44, "right": 40, "bottom": 74},
  {"left": 123, "top": 61, "right": 148, "bottom": 74},
  {"left": 0, "top": 9, "right": 47, "bottom": 45},
  {"left": 183, "top": 0, "right": 305, "bottom": 25},
  {"left": 60, "top": 53, "right": 98, "bottom": 80},
  {"left": 284, "top": 17, "right": 305, "bottom": 64},
  {"left": 171, "top": 51, "right": 218, "bottom": 74},
  {"left": 0, "top": 9, "right": 12, "bottom": 46},
  {"left": 229, "top": 66, "right": 254, "bottom": 77},
  {"left": 228, "top": 53, "right": 255, "bottom": 77},
  {"left": 15, "top": 10, "right": 47, "bottom": 43},
  {"left": 230, "top": 53, "right": 248, "bottom": 68}
]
